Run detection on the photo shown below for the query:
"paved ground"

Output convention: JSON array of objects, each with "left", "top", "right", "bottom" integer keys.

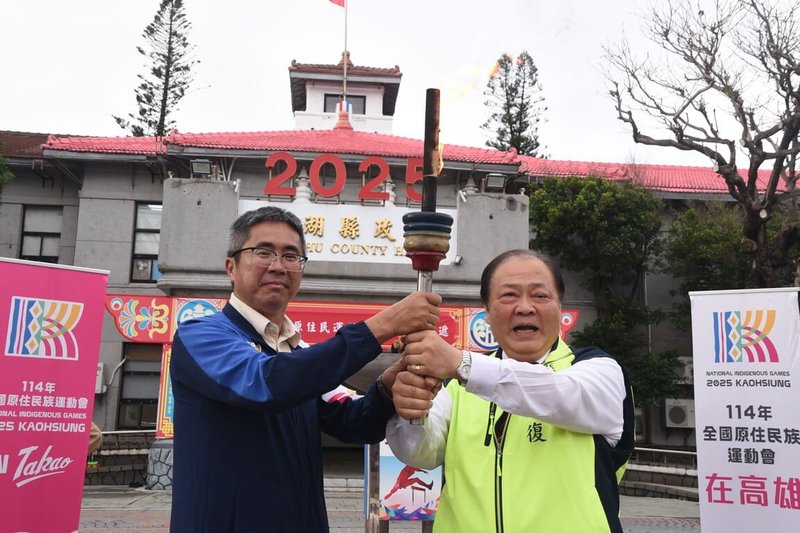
[
  {"left": 79, "top": 484, "right": 701, "bottom": 532},
  {"left": 78, "top": 448, "right": 700, "bottom": 532}
]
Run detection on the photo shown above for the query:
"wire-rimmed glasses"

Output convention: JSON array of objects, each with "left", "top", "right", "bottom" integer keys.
[{"left": 231, "top": 247, "right": 308, "bottom": 272}]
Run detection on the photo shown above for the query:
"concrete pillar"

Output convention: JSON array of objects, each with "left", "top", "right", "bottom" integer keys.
[
  {"left": 146, "top": 439, "right": 174, "bottom": 490},
  {"left": 158, "top": 178, "right": 238, "bottom": 296}
]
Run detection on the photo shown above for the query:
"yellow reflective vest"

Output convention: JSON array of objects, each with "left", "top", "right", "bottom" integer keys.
[{"left": 433, "top": 340, "right": 634, "bottom": 533}]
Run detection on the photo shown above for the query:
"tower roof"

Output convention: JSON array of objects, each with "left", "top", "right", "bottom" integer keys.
[{"left": 288, "top": 53, "right": 402, "bottom": 116}]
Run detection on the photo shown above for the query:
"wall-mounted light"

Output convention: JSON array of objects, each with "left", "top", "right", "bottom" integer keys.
[
  {"left": 453, "top": 254, "right": 463, "bottom": 265},
  {"left": 190, "top": 159, "right": 212, "bottom": 178},
  {"left": 483, "top": 173, "right": 507, "bottom": 192}
]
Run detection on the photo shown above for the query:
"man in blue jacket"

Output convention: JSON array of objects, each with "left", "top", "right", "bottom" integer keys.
[{"left": 169, "top": 206, "right": 441, "bottom": 532}]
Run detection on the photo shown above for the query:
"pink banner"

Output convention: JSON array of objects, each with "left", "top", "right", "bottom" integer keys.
[{"left": 0, "top": 258, "right": 108, "bottom": 533}]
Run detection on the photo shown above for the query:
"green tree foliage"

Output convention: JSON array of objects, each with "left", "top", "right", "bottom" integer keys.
[
  {"left": 482, "top": 51, "right": 546, "bottom": 157},
  {"left": 606, "top": 0, "right": 800, "bottom": 287},
  {"left": 114, "top": 0, "right": 197, "bottom": 137},
  {"left": 529, "top": 176, "right": 680, "bottom": 406},
  {"left": 0, "top": 141, "right": 14, "bottom": 199},
  {"left": 664, "top": 201, "right": 796, "bottom": 330},
  {"left": 663, "top": 202, "right": 752, "bottom": 329},
  {"left": 572, "top": 312, "right": 680, "bottom": 407},
  {"left": 530, "top": 177, "right": 663, "bottom": 310}
]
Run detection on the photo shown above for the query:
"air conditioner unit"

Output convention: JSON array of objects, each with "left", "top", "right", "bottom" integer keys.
[
  {"left": 95, "top": 362, "right": 106, "bottom": 394},
  {"left": 664, "top": 398, "right": 695, "bottom": 428},
  {"left": 677, "top": 356, "right": 694, "bottom": 384}
]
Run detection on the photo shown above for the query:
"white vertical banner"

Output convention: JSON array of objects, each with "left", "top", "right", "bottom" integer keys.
[{"left": 690, "top": 288, "right": 800, "bottom": 531}]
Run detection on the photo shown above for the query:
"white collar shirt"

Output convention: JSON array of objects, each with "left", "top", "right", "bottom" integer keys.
[{"left": 228, "top": 293, "right": 301, "bottom": 353}]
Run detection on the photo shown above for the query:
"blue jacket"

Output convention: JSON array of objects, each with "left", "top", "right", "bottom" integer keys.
[{"left": 169, "top": 304, "right": 394, "bottom": 532}]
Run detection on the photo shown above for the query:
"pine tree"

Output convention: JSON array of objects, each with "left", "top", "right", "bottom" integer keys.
[
  {"left": 114, "top": 0, "right": 197, "bottom": 137},
  {"left": 482, "top": 51, "right": 547, "bottom": 157}
]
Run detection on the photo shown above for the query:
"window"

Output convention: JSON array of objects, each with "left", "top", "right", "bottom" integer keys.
[
  {"left": 324, "top": 94, "right": 366, "bottom": 115},
  {"left": 20, "top": 206, "right": 63, "bottom": 263},
  {"left": 131, "top": 203, "right": 162, "bottom": 282},
  {"left": 117, "top": 343, "right": 162, "bottom": 430}
]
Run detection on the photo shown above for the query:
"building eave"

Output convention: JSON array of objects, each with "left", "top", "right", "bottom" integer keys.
[
  {"left": 289, "top": 71, "right": 401, "bottom": 116},
  {"left": 42, "top": 149, "right": 154, "bottom": 163}
]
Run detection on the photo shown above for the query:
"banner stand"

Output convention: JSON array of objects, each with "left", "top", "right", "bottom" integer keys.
[{"left": 690, "top": 287, "right": 800, "bottom": 531}]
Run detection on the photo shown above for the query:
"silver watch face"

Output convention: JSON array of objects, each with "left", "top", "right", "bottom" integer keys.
[{"left": 458, "top": 350, "right": 472, "bottom": 382}]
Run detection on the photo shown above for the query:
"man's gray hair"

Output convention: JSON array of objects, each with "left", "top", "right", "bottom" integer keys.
[{"left": 227, "top": 206, "right": 306, "bottom": 257}]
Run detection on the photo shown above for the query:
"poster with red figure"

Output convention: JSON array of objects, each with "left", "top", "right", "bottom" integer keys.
[{"left": 377, "top": 440, "right": 440, "bottom": 520}]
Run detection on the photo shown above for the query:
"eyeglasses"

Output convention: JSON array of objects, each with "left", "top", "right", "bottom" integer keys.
[{"left": 231, "top": 247, "right": 308, "bottom": 272}]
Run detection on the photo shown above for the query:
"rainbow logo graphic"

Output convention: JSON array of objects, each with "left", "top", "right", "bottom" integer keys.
[
  {"left": 712, "top": 310, "right": 778, "bottom": 363},
  {"left": 5, "top": 296, "right": 84, "bottom": 360}
]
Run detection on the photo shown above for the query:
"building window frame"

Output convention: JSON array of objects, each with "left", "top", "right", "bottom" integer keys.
[
  {"left": 20, "top": 205, "right": 63, "bottom": 264},
  {"left": 130, "top": 202, "right": 162, "bottom": 283},
  {"left": 117, "top": 343, "right": 162, "bottom": 430},
  {"left": 117, "top": 399, "right": 159, "bottom": 431},
  {"left": 323, "top": 94, "right": 366, "bottom": 115}
]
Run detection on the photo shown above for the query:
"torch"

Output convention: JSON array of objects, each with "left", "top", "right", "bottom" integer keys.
[{"left": 402, "top": 88, "right": 453, "bottom": 425}]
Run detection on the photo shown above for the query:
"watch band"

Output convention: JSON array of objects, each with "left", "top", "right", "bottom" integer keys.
[{"left": 457, "top": 350, "right": 472, "bottom": 386}]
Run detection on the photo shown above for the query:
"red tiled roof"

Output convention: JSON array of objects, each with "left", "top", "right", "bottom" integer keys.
[
  {"left": 40, "top": 129, "right": 788, "bottom": 195},
  {"left": 44, "top": 129, "right": 519, "bottom": 166},
  {"left": 521, "top": 158, "right": 629, "bottom": 179},
  {"left": 167, "top": 129, "right": 518, "bottom": 165},
  {"left": 0, "top": 131, "right": 51, "bottom": 158},
  {"left": 44, "top": 134, "right": 166, "bottom": 155},
  {"left": 633, "top": 164, "right": 781, "bottom": 194},
  {"left": 520, "top": 156, "right": 784, "bottom": 195}
]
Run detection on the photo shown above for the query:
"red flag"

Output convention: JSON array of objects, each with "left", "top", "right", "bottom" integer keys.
[{"left": 329, "top": 0, "right": 344, "bottom": 6}]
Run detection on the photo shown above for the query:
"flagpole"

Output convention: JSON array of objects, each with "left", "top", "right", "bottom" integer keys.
[{"left": 343, "top": 0, "right": 348, "bottom": 103}]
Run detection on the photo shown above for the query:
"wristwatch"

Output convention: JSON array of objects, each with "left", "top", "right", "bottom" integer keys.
[{"left": 456, "top": 350, "right": 472, "bottom": 386}]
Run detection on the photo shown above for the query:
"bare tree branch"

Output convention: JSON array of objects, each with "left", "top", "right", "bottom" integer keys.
[{"left": 605, "top": 0, "right": 800, "bottom": 287}]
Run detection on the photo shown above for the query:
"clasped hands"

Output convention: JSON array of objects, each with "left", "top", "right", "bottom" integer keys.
[{"left": 391, "top": 330, "right": 464, "bottom": 421}]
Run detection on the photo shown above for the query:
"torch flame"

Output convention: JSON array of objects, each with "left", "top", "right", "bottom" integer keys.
[
  {"left": 432, "top": 142, "right": 444, "bottom": 176},
  {"left": 489, "top": 60, "right": 501, "bottom": 79}
]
